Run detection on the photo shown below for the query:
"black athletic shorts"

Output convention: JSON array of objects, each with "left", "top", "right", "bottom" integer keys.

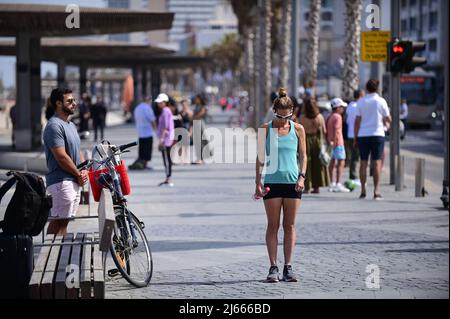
[
  {"left": 263, "top": 183, "right": 303, "bottom": 200},
  {"left": 358, "top": 136, "right": 385, "bottom": 161}
]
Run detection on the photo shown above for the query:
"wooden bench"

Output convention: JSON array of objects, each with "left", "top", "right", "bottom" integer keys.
[{"left": 29, "top": 189, "right": 115, "bottom": 299}]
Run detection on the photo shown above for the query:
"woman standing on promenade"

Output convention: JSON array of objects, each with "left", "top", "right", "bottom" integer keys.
[
  {"left": 254, "top": 88, "right": 307, "bottom": 282},
  {"left": 299, "top": 97, "right": 330, "bottom": 193}
]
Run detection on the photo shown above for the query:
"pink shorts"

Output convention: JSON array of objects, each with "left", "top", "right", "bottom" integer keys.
[{"left": 47, "top": 180, "right": 81, "bottom": 219}]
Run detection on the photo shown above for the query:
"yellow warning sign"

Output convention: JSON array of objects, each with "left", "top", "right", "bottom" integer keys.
[{"left": 361, "top": 31, "right": 391, "bottom": 62}]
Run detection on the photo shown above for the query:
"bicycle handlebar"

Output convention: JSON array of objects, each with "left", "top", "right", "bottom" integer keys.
[
  {"left": 119, "top": 141, "right": 138, "bottom": 152},
  {"left": 76, "top": 141, "right": 138, "bottom": 170},
  {"left": 77, "top": 160, "right": 90, "bottom": 170}
]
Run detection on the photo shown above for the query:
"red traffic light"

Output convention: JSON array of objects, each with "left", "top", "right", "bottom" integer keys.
[
  {"left": 393, "top": 45, "right": 405, "bottom": 54},
  {"left": 387, "top": 39, "right": 427, "bottom": 73}
]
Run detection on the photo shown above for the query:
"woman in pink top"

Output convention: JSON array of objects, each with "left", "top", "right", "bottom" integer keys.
[
  {"left": 155, "top": 93, "right": 175, "bottom": 187},
  {"left": 326, "top": 98, "right": 349, "bottom": 193}
]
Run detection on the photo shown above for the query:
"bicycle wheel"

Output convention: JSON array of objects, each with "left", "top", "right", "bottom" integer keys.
[{"left": 110, "top": 207, "right": 153, "bottom": 287}]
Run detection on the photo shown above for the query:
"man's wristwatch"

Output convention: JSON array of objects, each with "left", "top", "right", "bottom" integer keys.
[{"left": 298, "top": 172, "right": 306, "bottom": 179}]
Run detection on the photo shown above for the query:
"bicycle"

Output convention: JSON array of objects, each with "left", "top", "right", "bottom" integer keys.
[{"left": 77, "top": 140, "right": 153, "bottom": 288}]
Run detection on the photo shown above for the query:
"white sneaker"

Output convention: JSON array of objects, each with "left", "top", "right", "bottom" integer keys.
[
  {"left": 328, "top": 182, "right": 337, "bottom": 192},
  {"left": 158, "top": 181, "right": 174, "bottom": 187},
  {"left": 335, "top": 183, "right": 350, "bottom": 193}
]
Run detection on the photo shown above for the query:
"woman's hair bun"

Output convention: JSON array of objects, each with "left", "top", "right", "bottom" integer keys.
[{"left": 278, "top": 87, "right": 288, "bottom": 98}]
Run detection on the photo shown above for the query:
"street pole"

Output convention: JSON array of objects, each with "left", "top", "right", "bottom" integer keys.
[
  {"left": 441, "top": 0, "right": 449, "bottom": 208},
  {"left": 390, "top": 0, "right": 401, "bottom": 189},
  {"left": 289, "top": 0, "right": 299, "bottom": 98}
]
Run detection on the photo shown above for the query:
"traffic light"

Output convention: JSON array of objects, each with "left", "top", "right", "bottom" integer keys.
[
  {"left": 404, "top": 41, "right": 427, "bottom": 73},
  {"left": 387, "top": 39, "right": 427, "bottom": 73},
  {"left": 387, "top": 39, "right": 409, "bottom": 73}
]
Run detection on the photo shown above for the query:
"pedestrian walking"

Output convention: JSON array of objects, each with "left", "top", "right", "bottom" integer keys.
[
  {"left": 345, "top": 89, "right": 365, "bottom": 183},
  {"left": 169, "top": 98, "right": 185, "bottom": 166},
  {"left": 155, "top": 93, "right": 175, "bottom": 187},
  {"left": 78, "top": 93, "right": 91, "bottom": 138},
  {"left": 90, "top": 96, "right": 107, "bottom": 142},
  {"left": 299, "top": 97, "right": 330, "bottom": 193},
  {"left": 129, "top": 96, "right": 157, "bottom": 170},
  {"left": 179, "top": 99, "right": 193, "bottom": 164},
  {"left": 219, "top": 96, "right": 227, "bottom": 112},
  {"left": 326, "top": 98, "right": 350, "bottom": 192},
  {"left": 192, "top": 94, "right": 211, "bottom": 164},
  {"left": 290, "top": 95, "right": 301, "bottom": 123},
  {"left": 43, "top": 87, "right": 88, "bottom": 235},
  {"left": 254, "top": 87, "right": 307, "bottom": 283},
  {"left": 354, "top": 79, "right": 392, "bottom": 200},
  {"left": 169, "top": 98, "right": 184, "bottom": 131}
]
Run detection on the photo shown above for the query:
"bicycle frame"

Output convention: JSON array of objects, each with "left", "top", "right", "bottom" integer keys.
[
  {"left": 78, "top": 140, "right": 152, "bottom": 287},
  {"left": 79, "top": 141, "right": 139, "bottom": 249}
]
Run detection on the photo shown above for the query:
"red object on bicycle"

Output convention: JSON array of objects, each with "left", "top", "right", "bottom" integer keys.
[
  {"left": 88, "top": 160, "right": 131, "bottom": 202},
  {"left": 115, "top": 161, "right": 131, "bottom": 195}
]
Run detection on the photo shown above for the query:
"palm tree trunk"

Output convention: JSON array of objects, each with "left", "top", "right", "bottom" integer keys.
[
  {"left": 254, "top": 19, "right": 262, "bottom": 127},
  {"left": 230, "top": 0, "right": 258, "bottom": 126},
  {"left": 304, "top": 0, "right": 321, "bottom": 90},
  {"left": 342, "top": 0, "right": 362, "bottom": 101},
  {"left": 279, "top": 0, "right": 291, "bottom": 88},
  {"left": 245, "top": 27, "right": 257, "bottom": 127},
  {"left": 260, "top": 0, "right": 272, "bottom": 121}
]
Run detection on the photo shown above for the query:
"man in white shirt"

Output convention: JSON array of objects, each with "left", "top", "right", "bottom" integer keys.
[
  {"left": 345, "top": 89, "right": 365, "bottom": 182},
  {"left": 354, "top": 79, "right": 392, "bottom": 200},
  {"left": 129, "top": 96, "right": 157, "bottom": 170}
]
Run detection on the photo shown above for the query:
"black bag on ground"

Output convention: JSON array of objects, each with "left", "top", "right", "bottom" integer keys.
[
  {"left": 0, "top": 171, "right": 52, "bottom": 236},
  {"left": 0, "top": 234, "right": 34, "bottom": 298}
]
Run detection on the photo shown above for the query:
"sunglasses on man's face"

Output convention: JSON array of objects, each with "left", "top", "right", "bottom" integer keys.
[
  {"left": 65, "top": 98, "right": 76, "bottom": 105},
  {"left": 274, "top": 113, "right": 293, "bottom": 119}
]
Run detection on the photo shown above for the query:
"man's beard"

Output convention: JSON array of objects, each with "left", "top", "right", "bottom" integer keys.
[{"left": 62, "top": 105, "right": 75, "bottom": 115}]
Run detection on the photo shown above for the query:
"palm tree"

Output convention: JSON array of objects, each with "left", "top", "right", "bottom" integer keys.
[
  {"left": 279, "top": 0, "right": 291, "bottom": 88},
  {"left": 304, "top": 0, "right": 322, "bottom": 87},
  {"left": 260, "top": 0, "right": 272, "bottom": 124},
  {"left": 231, "top": 0, "right": 258, "bottom": 126},
  {"left": 304, "top": 0, "right": 321, "bottom": 91},
  {"left": 342, "top": 0, "right": 363, "bottom": 101}
]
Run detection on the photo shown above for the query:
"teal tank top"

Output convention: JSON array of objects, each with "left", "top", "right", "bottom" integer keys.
[{"left": 264, "top": 120, "right": 299, "bottom": 184}]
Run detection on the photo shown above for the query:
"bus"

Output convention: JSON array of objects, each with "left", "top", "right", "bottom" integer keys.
[{"left": 383, "top": 68, "right": 441, "bottom": 128}]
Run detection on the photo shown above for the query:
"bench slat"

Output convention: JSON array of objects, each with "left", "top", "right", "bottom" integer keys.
[
  {"left": 66, "top": 233, "right": 84, "bottom": 299},
  {"left": 55, "top": 233, "right": 74, "bottom": 299},
  {"left": 93, "top": 236, "right": 105, "bottom": 299},
  {"left": 29, "top": 235, "right": 54, "bottom": 299},
  {"left": 80, "top": 233, "right": 93, "bottom": 299},
  {"left": 40, "top": 235, "right": 63, "bottom": 299}
]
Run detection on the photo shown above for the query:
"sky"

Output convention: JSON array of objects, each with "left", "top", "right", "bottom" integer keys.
[{"left": 0, "top": 0, "right": 106, "bottom": 88}]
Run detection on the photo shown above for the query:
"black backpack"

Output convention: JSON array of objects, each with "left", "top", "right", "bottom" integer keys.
[{"left": 0, "top": 171, "right": 52, "bottom": 236}]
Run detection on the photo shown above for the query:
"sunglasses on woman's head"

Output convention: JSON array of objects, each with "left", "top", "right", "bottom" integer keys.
[{"left": 274, "top": 113, "right": 293, "bottom": 119}]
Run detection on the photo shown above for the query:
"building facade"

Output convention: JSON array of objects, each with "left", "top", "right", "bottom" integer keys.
[
  {"left": 399, "top": 0, "right": 444, "bottom": 66},
  {"left": 147, "top": 0, "right": 170, "bottom": 45},
  {"left": 167, "top": 0, "right": 221, "bottom": 43},
  {"left": 107, "top": 0, "right": 151, "bottom": 44}
]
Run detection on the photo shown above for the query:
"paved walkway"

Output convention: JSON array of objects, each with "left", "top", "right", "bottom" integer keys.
[{"left": 0, "top": 107, "right": 448, "bottom": 299}]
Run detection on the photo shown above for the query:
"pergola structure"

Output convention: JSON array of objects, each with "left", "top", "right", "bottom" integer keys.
[
  {"left": 0, "top": 3, "right": 174, "bottom": 151},
  {"left": 0, "top": 38, "right": 210, "bottom": 116}
]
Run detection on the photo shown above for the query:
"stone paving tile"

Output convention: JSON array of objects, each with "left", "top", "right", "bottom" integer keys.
[{"left": 42, "top": 114, "right": 449, "bottom": 299}]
